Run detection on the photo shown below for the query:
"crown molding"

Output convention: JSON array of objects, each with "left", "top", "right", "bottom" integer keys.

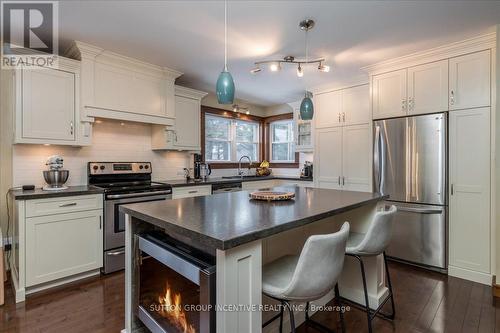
[
  {"left": 312, "top": 80, "right": 369, "bottom": 96},
  {"left": 175, "top": 85, "right": 208, "bottom": 100},
  {"left": 362, "top": 31, "right": 497, "bottom": 75}
]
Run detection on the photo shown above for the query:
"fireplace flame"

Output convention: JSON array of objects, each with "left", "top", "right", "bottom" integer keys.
[{"left": 158, "top": 283, "right": 196, "bottom": 333}]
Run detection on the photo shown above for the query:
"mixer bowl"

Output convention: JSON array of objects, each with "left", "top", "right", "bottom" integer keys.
[{"left": 43, "top": 170, "right": 69, "bottom": 188}]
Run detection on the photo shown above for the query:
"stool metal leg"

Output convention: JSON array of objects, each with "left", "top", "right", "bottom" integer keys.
[
  {"left": 334, "top": 284, "right": 346, "bottom": 333},
  {"left": 279, "top": 301, "right": 284, "bottom": 333},
  {"left": 283, "top": 300, "right": 296, "bottom": 333},
  {"left": 383, "top": 252, "right": 396, "bottom": 319}
]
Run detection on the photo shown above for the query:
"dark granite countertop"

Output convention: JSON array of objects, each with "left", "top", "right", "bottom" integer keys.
[
  {"left": 159, "top": 175, "right": 313, "bottom": 188},
  {"left": 121, "top": 186, "right": 387, "bottom": 252},
  {"left": 10, "top": 185, "right": 104, "bottom": 200}
]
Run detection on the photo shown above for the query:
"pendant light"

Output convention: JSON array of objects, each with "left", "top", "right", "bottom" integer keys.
[
  {"left": 216, "top": 0, "right": 235, "bottom": 104},
  {"left": 299, "top": 19, "right": 314, "bottom": 120}
]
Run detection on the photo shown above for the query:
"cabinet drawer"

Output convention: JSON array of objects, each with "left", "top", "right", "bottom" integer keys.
[
  {"left": 26, "top": 194, "right": 103, "bottom": 217},
  {"left": 172, "top": 185, "right": 212, "bottom": 199}
]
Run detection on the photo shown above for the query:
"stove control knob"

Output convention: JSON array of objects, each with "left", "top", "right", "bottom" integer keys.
[
  {"left": 139, "top": 165, "right": 143, "bottom": 169},
  {"left": 144, "top": 165, "right": 149, "bottom": 170},
  {"left": 92, "top": 165, "right": 98, "bottom": 171},
  {"left": 100, "top": 165, "right": 105, "bottom": 170}
]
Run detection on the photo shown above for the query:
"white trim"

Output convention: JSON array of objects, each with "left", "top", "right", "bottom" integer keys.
[
  {"left": 363, "top": 31, "right": 496, "bottom": 75},
  {"left": 175, "top": 85, "right": 208, "bottom": 100},
  {"left": 448, "top": 265, "right": 493, "bottom": 286},
  {"left": 84, "top": 106, "right": 174, "bottom": 126}
]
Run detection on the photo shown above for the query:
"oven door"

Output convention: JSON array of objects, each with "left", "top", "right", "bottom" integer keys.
[{"left": 104, "top": 191, "right": 171, "bottom": 251}]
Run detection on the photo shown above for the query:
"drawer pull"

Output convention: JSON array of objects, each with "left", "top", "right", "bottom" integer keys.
[
  {"left": 59, "top": 202, "right": 77, "bottom": 207},
  {"left": 107, "top": 250, "right": 125, "bottom": 256},
  {"left": 188, "top": 190, "right": 198, "bottom": 194}
]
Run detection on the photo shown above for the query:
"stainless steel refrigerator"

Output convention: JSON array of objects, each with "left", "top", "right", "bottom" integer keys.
[{"left": 373, "top": 113, "right": 447, "bottom": 271}]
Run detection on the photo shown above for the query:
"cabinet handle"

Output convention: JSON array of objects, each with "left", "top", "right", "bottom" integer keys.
[
  {"left": 408, "top": 97, "right": 414, "bottom": 111},
  {"left": 174, "top": 131, "right": 178, "bottom": 142},
  {"left": 450, "top": 90, "right": 455, "bottom": 106},
  {"left": 59, "top": 202, "right": 77, "bottom": 207},
  {"left": 70, "top": 121, "right": 74, "bottom": 135},
  {"left": 338, "top": 176, "right": 341, "bottom": 186},
  {"left": 342, "top": 176, "right": 345, "bottom": 186},
  {"left": 188, "top": 190, "right": 198, "bottom": 194},
  {"left": 401, "top": 99, "right": 407, "bottom": 112},
  {"left": 338, "top": 113, "right": 341, "bottom": 123},
  {"left": 451, "top": 184, "right": 454, "bottom": 196},
  {"left": 342, "top": 112, "right": 345, "bottom": 122},
  {"left": 99, "top": 216, "right": 102, "bottom": 229}
]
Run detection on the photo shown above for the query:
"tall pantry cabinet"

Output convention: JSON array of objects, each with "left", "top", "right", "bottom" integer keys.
[{"left": 314, "top": 84, "right": 371, "bottom": 192}]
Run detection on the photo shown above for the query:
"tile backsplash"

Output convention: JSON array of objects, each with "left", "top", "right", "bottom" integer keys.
[{"left": 12, "top": 119, "right": 191, "bottom": 187}]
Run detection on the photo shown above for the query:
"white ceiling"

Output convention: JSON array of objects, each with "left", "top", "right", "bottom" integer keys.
[{"left": 58, "top": 1, "right": 500, "bottom": 106}]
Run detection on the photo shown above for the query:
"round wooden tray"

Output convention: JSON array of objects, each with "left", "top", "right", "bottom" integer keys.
[{"left": 249, "top": 191, "right": 295, "bottom": 201}]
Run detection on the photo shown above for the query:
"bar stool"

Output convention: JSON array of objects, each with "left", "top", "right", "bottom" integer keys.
[
  {"left": 262, "top": 222, "right": 350, "bottom": 333},
  {"left": 344, "top": 205, "right": 397, "bottom": 333}
]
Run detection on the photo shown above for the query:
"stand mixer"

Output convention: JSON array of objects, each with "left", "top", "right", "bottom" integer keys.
[{"left": 42, "top": 155, "right": 70, "bottom": 191}]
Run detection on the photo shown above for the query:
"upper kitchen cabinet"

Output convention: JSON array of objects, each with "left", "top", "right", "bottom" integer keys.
[
  {"left": 314, "top": 90, "right": 342, "bottom": 128},
  {"left": 65, "top": 41, "right": 182, "bottom": 126},
  {"left": 449, "top": 50, "right": 491, "bottom": 111},
  {"left": 151, "top": 86, "right": 207, "bottom": 151},
  {"left": 341, "top": 84, "right": 370, "bottom": 125},
  {"left": 289, "top": 101, "right": 314, "bottom": 152},
  {"left": 9, "top": 57, "right": 91, "bottom": 146},
  {"left": 315, "top": 84, "right": 370, "bottom": 128},
  {"left": 407, "top": 60, "right": 448, "bottom": 115},
  {"left": 372, "top": 69, "right": 407, "bottom": 119}
]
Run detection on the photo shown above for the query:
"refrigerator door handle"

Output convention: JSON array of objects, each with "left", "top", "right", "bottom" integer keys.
[
  {"left": 373, "top": 125, "right": 382, "bottom": 193},
  {"left": 396, "top": 206, "right": 443, "bottom": 214}
]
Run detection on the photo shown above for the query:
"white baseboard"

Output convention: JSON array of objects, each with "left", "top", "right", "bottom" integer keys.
[{"left": 448, "top": 265, "right": 492, "bottom": 285}]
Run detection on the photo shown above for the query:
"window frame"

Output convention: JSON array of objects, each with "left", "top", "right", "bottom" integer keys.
[
  {"left": 269, "top": 119, "right": 296, "bottom": 163},
  {"left": 201, "top": 106, "right": 299, "bottom": 169}
]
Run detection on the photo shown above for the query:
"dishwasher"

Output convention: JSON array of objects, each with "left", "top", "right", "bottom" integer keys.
[{"left": 212, "top": 182, "right": 242, "bottom": 194}]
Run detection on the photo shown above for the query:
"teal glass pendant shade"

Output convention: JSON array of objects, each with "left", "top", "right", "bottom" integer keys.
[
  {"left": 300, "top": 95, "right": 314, "bottom": 120},
  {"left": 216, "top": 70, "right": 235, "bottom": 104}
]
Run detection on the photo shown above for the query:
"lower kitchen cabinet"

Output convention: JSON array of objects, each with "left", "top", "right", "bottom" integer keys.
[
  {"left": 448, "top": 107, "right": 491, "bottom": 284},
  {"left": 25, "top": 210, "right": 103, "bottom": 287},
  {"left": 10, "top": 194, "right": 103, "bottom": 303},
  {"left": 315, "top": 124, "right": 371, "bottom": 192}
]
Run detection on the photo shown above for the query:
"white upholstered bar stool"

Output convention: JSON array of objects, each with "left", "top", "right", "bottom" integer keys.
[
  {"left": 262, "top": 222, "right": 350, "bottom": 333},
  {"left": 344, "top": 205, "right": 397, "bottom": 333}
]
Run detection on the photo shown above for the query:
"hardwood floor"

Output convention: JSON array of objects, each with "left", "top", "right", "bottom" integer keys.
[{"left": 0, "top": 261, "right": 499, "bottom": 332}]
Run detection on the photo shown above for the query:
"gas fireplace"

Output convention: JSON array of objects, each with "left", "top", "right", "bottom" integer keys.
[{"left": 136, "top": 232, "right": 216, "bottom": 333}]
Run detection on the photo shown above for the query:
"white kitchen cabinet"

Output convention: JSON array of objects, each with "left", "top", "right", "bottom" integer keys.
[
  {"left": 342, "top": 124, "right": 371, "bottom": 192},
  {"left": 315, "top": 127, "right": 343, "bottom": 190},
  {"left": 315, "top": 125, "right": 371, "bottom": 192},
  {"left": 172, "top": 185, "right": 212, "bottom": 199},
  {"left": 372, "top": 69, "right": 407, "bottom": 119},
  {"left": 449, "top": 108, "right": 491, "bottom": 284},
  {"left": 10, "top": 194, "right": 103, "bottom": 303},
  {"left": 342, "top": 84, "right": 370, "bottom": 125},
  {"left": 315, "top": 90, "right": 342, "bottom": 128},
  {"left": 25, "top": 210, "right": 103, "bottom": 287},
  {"left": 11, "top": 57, "right": 89, "bottom": 145},
  {"left": 152, "top": 86, "right": 207, "bottom": 151},
  {"left": 407, "top": 60, "right": 449, "bottom": 115},
  {"left": 449, "top": 50, "right": 491, "bottom": 111}
]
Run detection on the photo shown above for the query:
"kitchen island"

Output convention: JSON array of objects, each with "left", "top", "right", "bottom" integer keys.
[{"left": 121, "top": 186, "right": 388, "bottom": 333}]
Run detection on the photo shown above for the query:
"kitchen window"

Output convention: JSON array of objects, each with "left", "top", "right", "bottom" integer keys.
[
  {"left": 269, "top": 120, "right": 295, "bottom": 162},
  {"left": 205, "top": 114, "right": 260, "bottom": 162}
]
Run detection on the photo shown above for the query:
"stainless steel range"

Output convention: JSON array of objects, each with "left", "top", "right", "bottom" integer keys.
[{"left": 88, "top": 162, "right": 172, "bottom": 274}]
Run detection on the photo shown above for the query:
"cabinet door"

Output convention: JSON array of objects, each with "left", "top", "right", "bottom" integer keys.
[
  {"left": 315, "top": 127, "right": 342, "bottom": 189},
  {"left": 449, "top": 50, "right": 490, "bottom": 111},
  {"left": 342, "top": 84, "right": 370, "bottom": 125},
  {"left": 22, "top": 68, "right": 75, "bottom": 141},
  {"left": 25, "top": 210, "right": 103, "bottom": 287},
  {"left": 408, "top": 60, "right": 448, "bottom": 115},
  {"left": 342, "top": 124, "right": 371, "bottom": 192},
  {"left": 174, "top": 95, "right": 200, "bottom": 148},
  {"left": 372, "top": 69, "right": 407, "bottom": 119},
  {"left": 314, "top": 90, "right": 342, "bottom": 128},
  {"left": 449, "top": 108, "right": 490, "bottom": 274}
]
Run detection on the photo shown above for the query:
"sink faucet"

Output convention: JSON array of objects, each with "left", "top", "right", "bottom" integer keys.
[{"left": 238, "top": 155, "right": 252, "bottom": 177}]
